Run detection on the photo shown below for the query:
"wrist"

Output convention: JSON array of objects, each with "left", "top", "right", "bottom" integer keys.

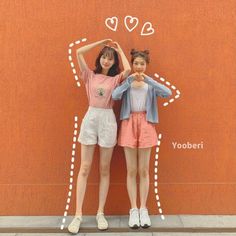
[{"left": 117, "top": 48, "right": 123, "bottom": 54}]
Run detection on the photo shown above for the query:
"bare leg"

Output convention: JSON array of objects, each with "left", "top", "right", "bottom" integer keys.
[
  {"left": 124, "top": 147, "right": 138, "bottom": 209},
  {"left": 97, "top": 146, "right": 114, "bottom": 214},
  {"left": 75, "top": 144, "right": 96, "bottom": 216},
  {"left": 138, "top": 147, "right": 151, "bottom": 209}
]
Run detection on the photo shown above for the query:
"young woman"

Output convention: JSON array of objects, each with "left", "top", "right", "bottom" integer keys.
[
  {"left": 68, "top": 39, "right": 131, "bottom": 234},
  {"left": 112, "top": 49, "right": 172, "bottom": 229}
]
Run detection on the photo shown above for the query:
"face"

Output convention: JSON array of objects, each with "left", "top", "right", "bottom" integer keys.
[
  {"left": 100, "top": 54, "right": 115, "bottom": 71},
  {"left": 132, "top": 56, "right": 147, "bottom": 73}
]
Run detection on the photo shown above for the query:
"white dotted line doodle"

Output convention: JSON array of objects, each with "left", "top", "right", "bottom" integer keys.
[
  {"left": 154, "top": 73, "right": 181, "bottom": 107},
  {"left": 60, "top": 116, "right": 79, "bottom": 230},
  {"left": 68, "top": 38, "right": 87, "bottom": 88},
  {"left": 60, "top": 38, "right": 87, "bottom": 230},
  {"left": 154, "top": 133, "right": 165, "bottom": 220}
]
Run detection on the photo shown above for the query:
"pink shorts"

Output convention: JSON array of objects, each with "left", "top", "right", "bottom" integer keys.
[{"left": 118, "top": 112, "right": 157, "bottom": 148}]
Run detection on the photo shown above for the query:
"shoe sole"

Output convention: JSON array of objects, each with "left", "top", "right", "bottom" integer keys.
[
  {"left": 68, "top": 229, "right": 79, "bottom": 235},
  {"left": 129, "top": 224, "right": 140, "bottom": 229},
  {"left": 98, "top": 227, "right": 108, "bottom": 231},
  {"left": 141, "top": 224, "right": 151, "bottom": 228}
]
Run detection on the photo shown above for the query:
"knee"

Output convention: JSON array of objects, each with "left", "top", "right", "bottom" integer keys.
[
  {"left": 100, "top": 164, "right": 110, "bottom": 177},
  {"left": 138, "top": 168, "right": 149, "bottom": 178},
  {"left": 79, "top": 164, "right": 91, "bottom": 178},
  {"left": 127, "top": 168, "right": 137, "bottom": 178}
]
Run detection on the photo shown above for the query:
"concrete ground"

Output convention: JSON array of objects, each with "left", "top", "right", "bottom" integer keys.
[{"left": 0, "top": 215, "right": 236, "bottom": 235}]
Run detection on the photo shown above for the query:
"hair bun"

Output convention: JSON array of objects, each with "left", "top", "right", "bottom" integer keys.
[
  {"left": 143, "top": 50, "right": 149, "bottom": 55},
  {"left": 130, "top": 49, "right": 137, "bottom": 55}
]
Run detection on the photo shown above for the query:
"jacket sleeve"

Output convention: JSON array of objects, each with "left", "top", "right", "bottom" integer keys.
[
  {"left": 112, "top": 76, "right": 135, "bottom": 100},
  {"left": 144, "top": 76, "right": 172, "bottom": 98}
]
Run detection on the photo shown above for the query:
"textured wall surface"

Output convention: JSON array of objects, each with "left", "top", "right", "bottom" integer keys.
[{"left": 0, "top": 0, "right": 236, "bottom": 215}]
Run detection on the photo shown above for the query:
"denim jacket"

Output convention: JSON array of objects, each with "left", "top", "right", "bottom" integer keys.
[{"left": 112, "top": 75, "right": 172, "bottom": 123}]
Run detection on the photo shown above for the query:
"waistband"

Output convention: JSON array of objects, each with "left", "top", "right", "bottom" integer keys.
[
  {"left": 88, "top": 106, "right": 113, "bottom": 112},
  {"left": 130, "top": 111, "right": 146, "bottom": 115}
]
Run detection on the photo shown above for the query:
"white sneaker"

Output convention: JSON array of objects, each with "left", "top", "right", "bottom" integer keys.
[
  {"left": 139, "top": 207, "right": 151, "bottom": 228},
  {"left": 68, "top": 216, "right": 82, "bottom": 234},
  {"left": 128, "top": 208, "right": 140, "bottom": 229},
  {"left": 96, "top": 212, "right": 108, "bottom": 230}
]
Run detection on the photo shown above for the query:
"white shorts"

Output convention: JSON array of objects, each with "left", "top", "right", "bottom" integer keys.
[{"left": 78, "top": 106, "right": 117, "bottom": 148}]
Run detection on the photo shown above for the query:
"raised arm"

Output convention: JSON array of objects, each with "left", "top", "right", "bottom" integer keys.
[
  {"left": 113, "top": 42, "right": 131, "bottom": 80},
  {"left": 76, "top": 39, "right": 112, "bottom": 72},
  {"left": 142, "top": 73, "right": 172, "bottom": 98}
]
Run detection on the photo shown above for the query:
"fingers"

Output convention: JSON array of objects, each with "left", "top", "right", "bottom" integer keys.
[
  {"left": 105, "top": 39, "right": 112, "bottom": 42},
  {"left": 132, "top": 72, "right": 144, "bottom": 82},
  {"left": 110, "top": 46, "right": 118, "bottom": 52},
  {"left": 112, "top": 41, "right": 120, "bottom": 47},
  {"left": 101, "top": 39, "right": 112, "bottom": 46},
  {"left": 110, "top": 42, "right": 119, "bottom": 49},
  {"left": 131, "top": 72, "right": 138, "bottom": 77},
  {"left": 103, "top": 40, "right": 117, "bottom": 48}
]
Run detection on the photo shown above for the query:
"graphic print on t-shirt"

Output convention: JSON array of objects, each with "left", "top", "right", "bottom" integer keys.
[{"left": 97, "top": 87, "right": 105, "bottom": 97}]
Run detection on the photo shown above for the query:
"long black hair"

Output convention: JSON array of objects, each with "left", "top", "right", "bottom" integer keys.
[{"left": 94, "top": 46, "right": 120, "bottom": 76}]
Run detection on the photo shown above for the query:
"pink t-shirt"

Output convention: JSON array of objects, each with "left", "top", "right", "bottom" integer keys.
[{"left": 80, "top": 67, "right": 122, "bottom": 109}]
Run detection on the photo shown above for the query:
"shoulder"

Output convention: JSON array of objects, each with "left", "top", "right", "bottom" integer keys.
[
  {"left": 79, "top": 67, "right": 95, "bottom": 82},
  {"left": 81, "top": 67, "right": 94, "bottom": 76},
  {"left": 144, "top": 75, "right": 154, "bottom": 81}
]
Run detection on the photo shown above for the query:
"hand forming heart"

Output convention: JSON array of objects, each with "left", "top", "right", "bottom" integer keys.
[{"left": 103, "top": 40, "right": 121, "bottom": 53}]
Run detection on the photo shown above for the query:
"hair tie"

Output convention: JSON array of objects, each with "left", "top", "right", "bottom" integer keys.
[
  {"left": 143, "top": 50, "right": 149, "bottom": 55},
  {"left": 130, "top": 49, "right": 137, "bottom": 55}
]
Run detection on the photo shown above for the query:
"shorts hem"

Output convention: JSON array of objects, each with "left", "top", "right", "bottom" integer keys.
[
  {"left": 78, "top": 140, "right": 97, "bottom": 146},
  {"left": 138, "top": 144, "right": 156, "bottom": 148},
  {"left": 118, "top": 143, "right": 156, "bottom": 148},
  {"left": 98, "top": 142, "right": 116, "bottom": 148},
  {"left": 118, "top": 143, "right": 137, "bottom": 148}
]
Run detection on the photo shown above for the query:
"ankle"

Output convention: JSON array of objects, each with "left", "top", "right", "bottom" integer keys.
[
  {"left": 131, "top": 204, "right": 138, "bottom": 209},
  {"left": 75, "top": 213, "right": 82, "bottom": 218},
  {"left": 130, "top": 207, "right": 138, "bottom": 210},
  {"left": 97, "top": 213, "right": 104, "bottom": 216},
  {"left": 97, "top": 211, "right": 104, "bottom": 215}
]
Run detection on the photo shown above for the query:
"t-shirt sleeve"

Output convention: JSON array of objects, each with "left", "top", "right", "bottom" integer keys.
[
  {"left": 114, "top": 73, "right": 123, "bottom": 86},
  {"left": 79, "top": 67, "right": 94, "bottom": 83}
]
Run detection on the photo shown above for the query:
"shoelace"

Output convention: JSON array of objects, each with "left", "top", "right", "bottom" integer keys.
[
  {"left": 72, "top": 217, "right": 81, "bottom": 224},
  {"left": 140, "top": 208, "right": 149, "bottom": 218},
  {"left": 130, "top": 209, "right": 139, "bottom": 217},
  {"left": 97, "top": 214, "right": 107, "bottom": 222}
]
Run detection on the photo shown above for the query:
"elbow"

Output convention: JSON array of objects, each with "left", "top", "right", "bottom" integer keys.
[
  {"left": 126, "top": 66, "right": 131, "bottom": 73},
  {"left": 164, "top": 90, "right": 172, "bottom": 97},
  {"left": 76, "top": 48, "right": 83, "bottom": 55},
  {"left": 112, "top": 94, "right": 122, "bottom": 100},
  {"left": 112, "top": 92, "right": 119, "bottom": 100},
  {"left": 126, "top": 68, "right": 131, "bottom": 74},
  {"left": 112, "top": 96, "right": 120, "bottom": 101},
  {"left": 167, "top": 89, "right": 172, "bottom": 96},
  {"left": 161, "top": 89, "right": 172, "bottom": 98}
]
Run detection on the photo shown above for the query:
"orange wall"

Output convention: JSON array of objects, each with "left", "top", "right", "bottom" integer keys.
[{"left": 1, "top": 0, "right": 236, "bottom": 215}]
